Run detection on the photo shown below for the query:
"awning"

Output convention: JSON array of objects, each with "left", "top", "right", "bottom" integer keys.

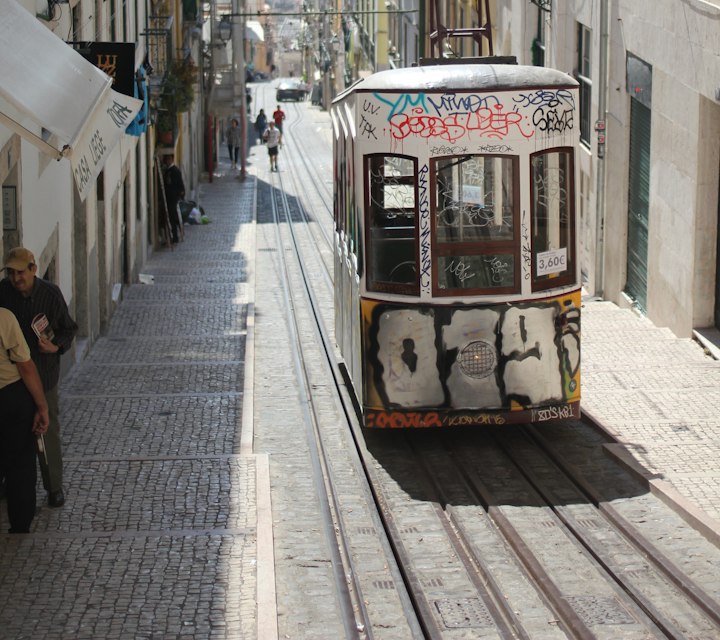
[
  {"left": 246, "top": 21, "right": 264, "bottom": 43},
  {"left": 0, "top": 0, "right": 142, "bottom": 200}
]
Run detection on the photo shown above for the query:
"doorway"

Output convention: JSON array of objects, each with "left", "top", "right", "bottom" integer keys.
[{"left": 625, "top": 98, "right": 651, "bottom": 311}]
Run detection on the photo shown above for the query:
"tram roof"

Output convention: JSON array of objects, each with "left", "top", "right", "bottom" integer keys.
[{"left": 334, "top": 61, "right": 578, "bottom": 101}]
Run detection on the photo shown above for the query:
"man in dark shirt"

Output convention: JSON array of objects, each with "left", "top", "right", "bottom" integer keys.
[
  {"left": 0, "top": 247, "right": 78, "bottom": 508},
  {"left": 163, "top": 154, "right": 185, "bottom": 244}
]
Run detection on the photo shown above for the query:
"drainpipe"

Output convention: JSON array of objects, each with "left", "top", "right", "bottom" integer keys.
[
  {"left": 594, "top": 0, "right": 609, "bottom": 297},
  {"left": 418, "top": 1, "right": 426, "bottom": 59},
  {"left": 237, "top": 0, "right": 247, "bottom": 181}
]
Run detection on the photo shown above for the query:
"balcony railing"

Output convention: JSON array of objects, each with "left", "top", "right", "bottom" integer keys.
[{"left": 146, "top": 15, "right": 174, "bottom": 89}]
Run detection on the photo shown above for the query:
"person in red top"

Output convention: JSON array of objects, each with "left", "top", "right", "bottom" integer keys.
[{"left": 272, "top": 105, "right": 285, "bottom": 133}]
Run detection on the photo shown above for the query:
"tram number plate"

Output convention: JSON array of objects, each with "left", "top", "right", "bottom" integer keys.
[{"left": 537, "top": 247, "right": 567, "bottom": 276}]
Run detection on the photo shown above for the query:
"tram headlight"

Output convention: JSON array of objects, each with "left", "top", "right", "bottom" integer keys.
[{"left": 458, "top": 341, "right": 497, "bottom": 379}]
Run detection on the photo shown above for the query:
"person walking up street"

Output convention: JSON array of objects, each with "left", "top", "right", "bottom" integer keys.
[
  {"left": 163, "top": 154, "right": 185, "bottom": 244},
  {"left": 262, "top": 121, "right": 282, "bottom": 172},
  {"left": 272, "top": 104, "right": 285, "bottom": 133},
  {"left": 0, "top": 247, "right": 78, "bottom": 509},
  {"left": 0, "top": 307, "right": 49, "bottom": 533},
  {"left": 254, "top": 109, "right": 267, "bottom": 144},
  {"left": 226, "top": 118, "right": 241, "bottom": 169}
]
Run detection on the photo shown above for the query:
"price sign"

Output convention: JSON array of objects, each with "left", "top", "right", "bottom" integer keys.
[{"left": 537, "top": 247, "right": 567, "bottom": 276}]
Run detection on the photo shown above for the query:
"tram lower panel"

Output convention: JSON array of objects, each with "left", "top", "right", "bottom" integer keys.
[{"left": 359, "top": 290, "right": 581, "bottom": 428}]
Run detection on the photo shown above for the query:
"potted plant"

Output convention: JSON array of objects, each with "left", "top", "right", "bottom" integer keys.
[
  {"left": 156, "top": 110, "right": 176, "bottom": 145},
  {"left": 160, "top": 57, "right": 198, "bottom": 113}
]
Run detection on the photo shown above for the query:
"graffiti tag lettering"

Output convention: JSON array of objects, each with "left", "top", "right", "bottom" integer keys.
[
  {"left": 531, "top": 404, "right": 577, "bottom": 422},
  {"left": 418, "top": 164, "right": 431, "bottom": 293},
  {"left": 366, "top": 411, "right": 443, "bottom": 428}
]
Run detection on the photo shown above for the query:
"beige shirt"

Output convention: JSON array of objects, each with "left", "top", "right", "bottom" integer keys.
[{"left": 0, "top": 307, "right": 30, "bottom": 389}]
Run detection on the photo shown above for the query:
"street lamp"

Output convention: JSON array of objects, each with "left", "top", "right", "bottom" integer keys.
[{"left": 218, "top": 16, "right": 233, "bottom": 46}]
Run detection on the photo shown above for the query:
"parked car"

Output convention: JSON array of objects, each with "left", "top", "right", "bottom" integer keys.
[{"left": 276, "top": 79, "right": 306, "bottom": 102}]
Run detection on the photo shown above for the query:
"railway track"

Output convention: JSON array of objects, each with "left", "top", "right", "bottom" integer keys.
[{"left": 251, "top": 86, "right": 720, "bottom": 639}]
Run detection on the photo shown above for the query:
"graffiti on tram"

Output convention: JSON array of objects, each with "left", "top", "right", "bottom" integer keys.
[
  {"left": 363, "top": 293, "right": 581, "bottom": 415},
  {"left": 359, "top": 88, "right": 575, "bottom": 144}
]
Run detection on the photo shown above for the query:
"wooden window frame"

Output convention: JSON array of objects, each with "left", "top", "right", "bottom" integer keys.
[
  {"left": 430, "top": 154, "right": 521, "bottom": 297},
  {"left": 530, "top": 147, "right": 577, "bottom": 292},
  {"left": 364, "top": 153, "right": 420, "bottom": 295}
]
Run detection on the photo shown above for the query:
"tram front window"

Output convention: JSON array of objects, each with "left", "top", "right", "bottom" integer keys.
[
  {"left": 436, "top": 156, "right": 514, "bottom": 243},
  {"left": 433, "top": 155, "right": 519, "bottom": 294},
  {"left": 366, "top": 155, "right": 419, "bottom": 293},
  {"left": 531, "top": 149, "right": 575, "bottom": 291}
]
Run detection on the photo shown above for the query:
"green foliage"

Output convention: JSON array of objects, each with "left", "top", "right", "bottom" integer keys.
[
  {"left": 161, "top": 58, "right": 198, "bottom": 113},
  {"left": 156, "top": 110, "right": 176, "bottom": 134}
]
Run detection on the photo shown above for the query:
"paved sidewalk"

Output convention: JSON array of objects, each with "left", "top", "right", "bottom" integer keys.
[
  {"left": 0, "top": 158, "right": 261, "bottom": 639},
  {"left": 581, "top": 298, "right": 720, "bottom": 541}
]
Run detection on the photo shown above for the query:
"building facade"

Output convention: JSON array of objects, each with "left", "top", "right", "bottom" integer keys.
[
  {"left": 495, "top": 0, "right": 720, "bottom": 337},
  {"left": 1, "top": 0, "right": 205, "bottom": 360}
]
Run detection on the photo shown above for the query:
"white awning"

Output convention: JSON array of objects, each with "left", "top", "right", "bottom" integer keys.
[
  {"left": 246, "top": 21, "right": 264, "bottom": 43},
  {"left": 0, "top": 0, "right": 142, "bottom": 200}
]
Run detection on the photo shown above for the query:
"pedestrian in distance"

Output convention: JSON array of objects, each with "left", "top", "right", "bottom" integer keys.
[
  {"left": 163, "top": 154, "right": 185, "bottom": 244},
  {"left": 0, "top": 307, "right": 49, "bottom": 533},
  {"left": 0, "top": 247, "right": 78, "bottom": 510},
  {"left": 262, "top": 120, "right": 282, "bottom": 172},
  {"left": 272, "top": 104, "right": 285, "bottom": 133},
  {"left": 226, "top": 118, "right": 241, "bottom": 169},
  {"left": 255, "top": 109, "right": 268, "bottom": 144}
]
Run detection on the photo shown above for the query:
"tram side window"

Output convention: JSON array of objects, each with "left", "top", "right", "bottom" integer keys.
[
  {"left": 531, "top": 149, "right": 575, "bottom": 291},
  {"left": 366, "top": 155, "right": 418, "bottom": 293},
  {"left": 433, "top": 155, "right": 519, "bottom": 294}
]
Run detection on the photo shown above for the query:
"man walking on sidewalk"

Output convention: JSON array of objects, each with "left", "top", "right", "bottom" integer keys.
[
  {"left": 0, "top": 306, "right": 49, "bottom": 532},
  {"left": 0, "top": 247, "right": 78, "bottom": 508},
  {"left": 262, "top": 121, "right": 282, "bottom": 172}
]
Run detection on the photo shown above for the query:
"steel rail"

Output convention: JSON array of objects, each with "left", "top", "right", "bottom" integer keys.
[
  {"left": 273, "top": 105, "right": 427, "bottom": 638},
  {"left": 266, "top": 170, "right": 361, "bottom": 638}
]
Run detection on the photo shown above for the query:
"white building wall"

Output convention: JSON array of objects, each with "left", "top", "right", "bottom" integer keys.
[
  {"left": 602, "top": 0, "right": 720, "bottom": 336},
  {"left": 17, "top": 144, "right": 75, "bottom": 300},
  {"left": 494, "top": 0, "right": 720, "bottom": 337},
  {"left": 1, "top": 0, "right": 154, "bottom": 354}
]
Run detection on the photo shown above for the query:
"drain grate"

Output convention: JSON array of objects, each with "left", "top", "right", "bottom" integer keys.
[
  {"left": 356, "top": 526, "right": 376, "bottom": 535},
  {"left": 434, "top": 597, "right": 493, "bottom": 629},
  {"left": 372, "top": 580, "right": 395, "bottom": 590},
  {"left": 565, "top": 595, "right": 636, "bottom": 625}
]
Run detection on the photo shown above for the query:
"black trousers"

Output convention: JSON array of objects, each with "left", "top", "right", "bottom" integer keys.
[
  {"left": 167, "top": 198, "right": 181, "bottom": 243},
  {"left": 0, "top": 380, "right": 37, "bottom": 533}
]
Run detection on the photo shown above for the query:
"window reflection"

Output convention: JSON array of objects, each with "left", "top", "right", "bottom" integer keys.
[
  {"left": 435, "top": 156, "right": 515, "bottom": 243},
  {"left": 531, "top": 149, "right": 574, "bottom": 289}
]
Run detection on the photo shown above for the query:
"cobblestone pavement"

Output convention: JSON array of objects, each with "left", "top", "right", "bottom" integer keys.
[
  {"left": 1, "top": 132, "right": 720, "bottom": 639},
  {"left": 581, "top": 299, "right": 720, "bottom": 533},
  {"left": 0, "top": 162, "right": 258, "bottom": 640}
]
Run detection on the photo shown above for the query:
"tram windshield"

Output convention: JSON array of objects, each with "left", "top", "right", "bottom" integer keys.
[
  {"left": 435, "top": 156, "right": 514, "bottom": 243},
  {"left": 432, "top": 155, "right": 519, "bottom": 294}
]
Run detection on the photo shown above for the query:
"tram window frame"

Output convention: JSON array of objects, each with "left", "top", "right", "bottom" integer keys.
[
  {"left": 364, "top": 154, "right": 420, "bottom": 295},
  {"left": 530, "top": 147, "right": 576, "bottom": 292},
  {"left": 335, "top": 134, "right": 361, "bottom": 270},
  {"left": 430, "top": 154, "right": 521, "bottom": 296}
]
